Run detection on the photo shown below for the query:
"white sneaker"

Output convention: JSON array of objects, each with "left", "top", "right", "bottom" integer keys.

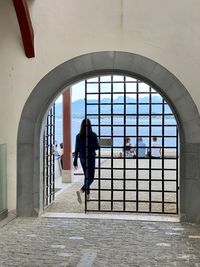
[
  {"left": 86, "top": 194, "right": 90, "bottom": 201},
  {"left": 76, "top": 191, "right": 82, "bottom": 204}
]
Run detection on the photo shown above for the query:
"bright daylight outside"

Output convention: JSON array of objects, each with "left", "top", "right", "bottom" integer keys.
[{"left": 48, "top": 75, "right": 179, "bottom": 215}]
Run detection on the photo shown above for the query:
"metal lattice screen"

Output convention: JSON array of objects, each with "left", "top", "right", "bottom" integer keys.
[
  {"left": 43, "top": 105, "right": 56, "bottom": 208},
  {"left": 85, "top": 75, "right": 179, "bottom": 214}
]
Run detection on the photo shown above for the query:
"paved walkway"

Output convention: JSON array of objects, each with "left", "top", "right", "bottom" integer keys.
[
  {"left": 0, "top": 216, "right": 200, "bottom": 266},
  {"left": 46, "top": 177, "right": 85, "bottom": 213},
  {"left": 47, "top": 157, "right": 178, "bottom": 214},
  {"left": 0, "top": 159, "right": 197, "bottom": 266}
]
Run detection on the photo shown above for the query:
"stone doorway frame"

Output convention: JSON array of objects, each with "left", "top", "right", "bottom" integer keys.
[{"left": 17, "top": 51, "right": 200, "bottom": 223}]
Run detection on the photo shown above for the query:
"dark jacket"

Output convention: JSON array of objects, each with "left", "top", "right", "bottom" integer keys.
[{"left": 73, "top": 132, "right": 99, "bottom": 166}]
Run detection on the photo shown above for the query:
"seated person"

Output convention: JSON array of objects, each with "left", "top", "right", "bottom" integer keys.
[
  {"left": 122, "top": 137, "right": 134, "bottom": 157},
  {"left": 135, "top": 137, "right": 146, "bottom": 158},
  {"left": 151, "top": 136, "right": 161, "bottom": 158}
]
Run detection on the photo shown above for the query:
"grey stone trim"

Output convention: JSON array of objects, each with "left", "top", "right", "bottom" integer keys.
[
  {"left": 0, "top": 209, "right": 8, "bottom": 221},
  {"left": 17, "top": 51, "right": 200, "bottom": 223}
]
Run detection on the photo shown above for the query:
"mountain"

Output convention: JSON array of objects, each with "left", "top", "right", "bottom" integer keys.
[
  {"left": 55, "top": 96, "right": 167, "bottom": 118},
  {"left": 72, "top": 99, "right": 85, "bottom": 115}
]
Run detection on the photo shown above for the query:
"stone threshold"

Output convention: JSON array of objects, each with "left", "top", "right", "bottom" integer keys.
[{"left": 41, "top": 212, "right": 180, "bottom": 223}]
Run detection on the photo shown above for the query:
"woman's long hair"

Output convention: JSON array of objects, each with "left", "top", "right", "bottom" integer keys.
[{"left": 79, "top": 118, "right": 92, "bottom": 136}]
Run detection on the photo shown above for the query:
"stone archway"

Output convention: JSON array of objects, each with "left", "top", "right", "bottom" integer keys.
[{"left": 17, "top": 51, "right": 200, "bottom": 223}]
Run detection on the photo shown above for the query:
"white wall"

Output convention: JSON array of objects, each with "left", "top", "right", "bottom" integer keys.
[{"left": 0, "top": 0, "right": 200, "bottom": 210}]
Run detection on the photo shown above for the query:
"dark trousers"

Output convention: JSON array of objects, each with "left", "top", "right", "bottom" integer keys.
[{"left": 80, "top": 157, "right": 95, "bottom": 195}]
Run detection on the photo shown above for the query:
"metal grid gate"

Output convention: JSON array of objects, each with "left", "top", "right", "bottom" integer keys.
[
  {"left": 43, "top": 105, "right": 56, "bottom": 208},
  {"left": 85, "top": 75, "right": 179, "bottom": 214}
]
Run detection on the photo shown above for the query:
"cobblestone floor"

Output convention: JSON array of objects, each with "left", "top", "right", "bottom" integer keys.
[{"left": 0, "top": 216, "right": 200, "bottom": 266}]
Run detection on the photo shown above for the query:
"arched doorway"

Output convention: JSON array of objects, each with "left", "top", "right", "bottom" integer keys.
[{"left": 17, "top": 52, "right": 200, "bottom": 223}]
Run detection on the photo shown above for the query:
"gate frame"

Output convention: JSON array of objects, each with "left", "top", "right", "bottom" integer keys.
[
  {"left": 43, "top": 104, "right": 56, "bottom": 208},
  {"left": 17, "top": 51, "right": 200, "bottom": 223},
  {"left": 84, "top": 75, "right": 179, "bottom": 214}
]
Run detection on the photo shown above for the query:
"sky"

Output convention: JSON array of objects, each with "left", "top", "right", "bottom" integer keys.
[{"left": 55, "top": 81, "right": 85, "bottom": 103}]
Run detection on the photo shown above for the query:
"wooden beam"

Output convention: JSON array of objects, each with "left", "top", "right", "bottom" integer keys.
[
  {"left": 13, "top": 0, "right": 35, "bottom": 58},
  {"left": 62, "top": 89, "right": 72, "bottom": 170}
]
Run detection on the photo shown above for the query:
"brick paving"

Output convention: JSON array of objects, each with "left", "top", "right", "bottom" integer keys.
[{"left": 0, "top": 216, "right": 200, "bottom": 266}]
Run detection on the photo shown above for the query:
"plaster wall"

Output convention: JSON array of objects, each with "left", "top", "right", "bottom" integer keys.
[{"left": 0, "top": 0, "right": 200, "bottom": 211}]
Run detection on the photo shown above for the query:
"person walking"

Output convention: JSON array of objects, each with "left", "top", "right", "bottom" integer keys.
[
  {"left": 59, "top": 142, "right": 64, "bottom": 169},
  {"left": 73, "top": 118, "right": 99, "bottom": 203}
]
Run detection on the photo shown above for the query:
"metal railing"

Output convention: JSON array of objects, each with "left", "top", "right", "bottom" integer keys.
[
  {"left": 43, "top": 105, "right": 56, "bottom": 208},
  {"left": 85, "top": 75, "right": 179, "bottom": 214}
]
